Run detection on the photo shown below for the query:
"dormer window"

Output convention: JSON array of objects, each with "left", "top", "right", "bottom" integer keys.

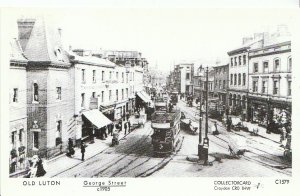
[{"left": 54, "top": 47, "right": 64, "bottom": 62}]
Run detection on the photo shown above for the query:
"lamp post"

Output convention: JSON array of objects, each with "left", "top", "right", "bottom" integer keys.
[
  {"left": 198, "top": 78, "right": 203, "bottom": 159},
  {"left": 203, "top": 66, "right": 210, "bottom": 165}
]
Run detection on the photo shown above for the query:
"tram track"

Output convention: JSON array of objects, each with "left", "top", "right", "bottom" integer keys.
[
  {"left": 92, "top": 130, "right": 153, "bottom": 177},
  {"left": 178, "top": 101, "right": 291, "bottom": 176},
  {"left": 50, "top": 124, "right": 152, "bottom": 177},
  {"left": 210, "top": 135, "right": 291, "bottom": 176}
]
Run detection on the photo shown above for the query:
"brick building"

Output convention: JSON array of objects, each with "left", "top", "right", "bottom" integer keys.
[
  {"left": 9, "top": 39, "right": 28, "bottom": 174},
  {"left": 18, "top": 18, "right": 75, "bottom": 158}
]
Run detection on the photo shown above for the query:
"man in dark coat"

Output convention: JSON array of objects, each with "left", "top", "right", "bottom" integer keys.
[
  {"left": 124, "top": 121, "right": 128, "bottom": 135},
  {"left": 81, "top": 142, "right": 86, "bottom": 161},
  {"left": 226, "top": 117, "right": 232, "bottom": 132}
]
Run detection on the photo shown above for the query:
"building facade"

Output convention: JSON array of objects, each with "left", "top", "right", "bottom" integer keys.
[
  {"left": 227, "top": 37, "right": 263, "bottom": 118},
  {"left": 173, "top": 63, "right": 194, "bottom": 95},
  {"left": 18, "top": 18, "right": 75, "bottom": 158},
  {"left": 213, "top": 64, "right": 229, "bottom": 105},
  {"left": 9, "top": 39, "right": 28, "bottom": 174},
  {"left": 193, "top": 66, "right": 215, "bottom": 100},
  {"left": 248, "top": 40, "right": 292, "bottom": 130}
]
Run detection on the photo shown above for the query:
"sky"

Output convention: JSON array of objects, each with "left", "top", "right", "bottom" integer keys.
[{"left": 3, "top": 8, "right": 297, "bottom": 73}]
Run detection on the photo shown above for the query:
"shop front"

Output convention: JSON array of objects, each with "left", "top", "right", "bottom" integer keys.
[{"left": 81, "top": 109, "right": 112, "bottom": 143}]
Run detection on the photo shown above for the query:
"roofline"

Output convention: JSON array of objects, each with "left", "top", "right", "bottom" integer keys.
[
  {"left": 249, "top": 40, "right": 291, "bottom": 52},
  {"left": 227, "top": 46, "right": 250, "bottom": 55},
  {"left": 72, "top": 59, "right": 116, "bottom": 68},
  {"left": 27, "top": 61, "right": 71, "bottom": 68}
]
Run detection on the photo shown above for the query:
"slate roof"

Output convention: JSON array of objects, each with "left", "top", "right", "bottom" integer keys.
[
  {"left": 10, "top": 38, "right": 28, "bottom": 64},
  {"left": 22, "top": 17, "right": 70, "bottom": 66}
]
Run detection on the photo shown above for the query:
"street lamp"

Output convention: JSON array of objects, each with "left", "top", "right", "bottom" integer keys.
[{"left": 203, "top": 66, "right": 210, "bottom": 165}]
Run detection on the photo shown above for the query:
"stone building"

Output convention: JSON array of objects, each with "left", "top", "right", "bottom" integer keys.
[
  {"left": 227, "top": 35, "right": 263, "bottom": 118},
  {"left": 193, "top": 66, "right": 214, "bottom": 100},
  {"left": 17, "top": 18, "right": 75, "bottom": 158},
  {"left": 9, "top": 39, "right": 28, "bottom": 174},
  {"left": 248, "top": 34, "right": 291, "bottom": 130}
]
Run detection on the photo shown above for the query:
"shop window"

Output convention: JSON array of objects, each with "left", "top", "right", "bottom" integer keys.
[
  {"left": 33, "top": 132, "right": 39, "bottom": 149},
  {"left": 93, "top": 70, "right": 96, "bottom": 83},
  {"left": 263, "top": 62, "right": 269, "bottom": 73},
  {"left": 274, "top": 59, "right": 280, "bottom": 72},
  {"left": 55, "top": 120, "right": 62, "bottom": 146},
  {"left": 273, "top": 80, "right": 279, "bottom": 95},
  {"left": 13, "top": 88, "right": 18, "bottom": 103},
  {"left": 253, "top": 63, "right": 258, "bottom": 73},
  {"left": 56, "top": 87, "right": 61, "bottom": 100},
  {"left": 33, "top": 83, "right": 39, "bottom": 102}
]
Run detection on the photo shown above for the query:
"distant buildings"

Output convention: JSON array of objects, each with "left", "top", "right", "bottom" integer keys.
[
  {"left": 167, "top": 25, "right": 292, "bottom": 131},
  {"left": 172, "top": 63, "right": 194, "bottom": 95}
]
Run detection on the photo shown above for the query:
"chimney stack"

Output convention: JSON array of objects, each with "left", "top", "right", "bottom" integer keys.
[{"left": 17, "top": 18, "right": 36, "bottom": 51}]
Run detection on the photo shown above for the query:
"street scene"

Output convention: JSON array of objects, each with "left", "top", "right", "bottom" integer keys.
[{"left": 8, "top": 9, "right": 292, "bottom": 178}]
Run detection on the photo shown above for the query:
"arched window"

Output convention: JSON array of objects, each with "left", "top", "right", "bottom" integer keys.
[
  {"left": 238, "top": 74, "right": 241, "bottom": 85},
  {"left": 274, "top": 58, "right": 280, "bottom": 72},
  {"left": 33, "top": 83, "right": 39, "bottom": 102}
]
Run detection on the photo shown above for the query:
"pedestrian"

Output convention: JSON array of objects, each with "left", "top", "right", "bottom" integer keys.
[
  {"left": 128, "top": 120, "right": 131, "bottom": 133},
  {"left": 226, "top": 117, "right": 232, "bottom": 132},
  {"left": 124, "top": 120, "right": 128, "bottom": 135},
  {"left": 67, "top": 138, "right": 75, "bottom": 157},
  {"left": 212, "top": 121, "right": 219, "bottom": 135},
  {"left": 81, "top": 142, "right": 86, "bottom": 161},
  {"left": 103, "top": 126, "right": 108, "bottom": 139},
  {"left": 108, "top": 123, "right": 113, "bottom": 136},
  {"left": 126, "top": 112, "right": 130, "bottom": 121}
]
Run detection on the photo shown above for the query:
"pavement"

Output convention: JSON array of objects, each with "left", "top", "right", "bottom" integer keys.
[
  {"left": 43, "top": 114, "right": 139, "bottom": 177},
  {"left": 179, "top": 98, "right": 281, "bottom": 144}
]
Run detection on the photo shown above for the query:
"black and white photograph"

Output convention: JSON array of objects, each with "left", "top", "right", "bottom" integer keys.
[{"left": 0, "top": 3, "right": 299, "bottom": 196}]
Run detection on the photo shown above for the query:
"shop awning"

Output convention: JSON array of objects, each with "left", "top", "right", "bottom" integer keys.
[
  {"left": 82, "top": 109, "right": 112, "bottom": 129},
  {"left": 137, "top": 91, "right": 151, "bottom": 103},
  {"left": 141, "top": 91, "right": 152, "bottom": 101}
]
